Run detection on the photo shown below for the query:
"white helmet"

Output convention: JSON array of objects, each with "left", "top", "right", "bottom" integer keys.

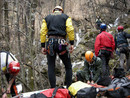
[{"left": 53, "top": 6, "right": 63, "bottom": 13}]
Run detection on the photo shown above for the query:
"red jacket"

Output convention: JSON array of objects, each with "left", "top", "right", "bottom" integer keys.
[{"left": 94, "top": 31, "right": 115, "bottom": 56}]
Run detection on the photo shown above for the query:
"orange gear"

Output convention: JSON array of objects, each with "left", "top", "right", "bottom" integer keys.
[{"left": 85, "top": 51, "right": 94, "bottom": 62}]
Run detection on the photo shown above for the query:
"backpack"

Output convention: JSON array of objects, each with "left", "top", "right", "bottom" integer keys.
[
  {"left": 76, "top": 86, "right": 97, "bottom": 98},
  {"left": 102, "top": 77, "right": 130, "bottom": 98},
  {"left": 68, "top": 81, "right": 92, "bottom": 97},
  {"left": 116, "top": 32, "right": 128, "bottom": 46},
  {"left": 68, "top": 81, "right": 97, "bottom": 98},
  {"left": 0, "top": 51, "right": 17, "bottom": 72},
  {"left": 30, "top": 87, "right": 71, "bottom": 98},
  {"left": 97, "top": 75, "right": 111, "bottom": 86}
]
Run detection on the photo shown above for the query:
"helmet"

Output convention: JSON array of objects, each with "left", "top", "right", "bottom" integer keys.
[
  {"left": 117, "top": 26, "right": 124, "bottom": 31},
  {"left": 8, "top": 61, "right": 20, "bottom": 75},
  {"left": 97, "top": 16, "right": 100, "bottom": 19},
  {"left": 53, "top": 6, "right": 63, "bottom": 13},
  {"left": 100, "top": 23, "right": 107, "bottom": 30},
  {"left": 85, "top": 51, "right": 94, "bottom": 62}
]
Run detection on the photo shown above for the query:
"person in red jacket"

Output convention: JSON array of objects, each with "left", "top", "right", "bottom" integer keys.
[{"left": 94, "top": 23, "right": 115, "bottom": 77}]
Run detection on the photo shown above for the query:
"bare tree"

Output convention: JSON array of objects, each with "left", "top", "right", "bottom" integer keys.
[
  {"left": 0, "top": 1, "right": 3, "bottom": 96},
  {"left": 4, "top": 1, "right": 10, "bottom": 45},
  {"left": 0, "top": 0, "right": 3, "bottom": 37}
]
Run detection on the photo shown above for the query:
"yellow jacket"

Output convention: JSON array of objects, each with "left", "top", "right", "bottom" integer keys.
[{"left": 40, "top": 14, "right": 74, "bottom": 48}]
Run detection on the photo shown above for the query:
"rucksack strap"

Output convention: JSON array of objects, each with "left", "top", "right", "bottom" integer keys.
[
  {"left": 3, "top": 51, "right": 16, "bottom": 67},
  {"left": 5, "top": 52, "right": 9, "bottom": 68},
  {"left": 52, "top": 86, "right": 64, "bottom": 98},
  {"left": 102, "top": 32, "right": 112, "bottom": 41},
  {"left": 52, "top": 87, "right": 60, "bottom": 98},
  {"left": 9, "top": 52, "right": 17, "bottom": 61}
]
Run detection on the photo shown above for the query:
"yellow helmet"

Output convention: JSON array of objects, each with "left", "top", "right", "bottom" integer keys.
[
  {"left": 85, "top": 51, "right": 94, "bottom": 62},
  {"left": 53, "top": 6, "right": 64, "bottom": 13}
]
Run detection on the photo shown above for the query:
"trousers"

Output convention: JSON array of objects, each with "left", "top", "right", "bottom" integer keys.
[
  {"left": 119, "top": 47, "right": 130, "bottom": 71},
  {"left": 46, "top": 38, "right": 72, "bottom": 88},
  {"left": 99, "top": 50, "right": 111, "bottom": 76}
]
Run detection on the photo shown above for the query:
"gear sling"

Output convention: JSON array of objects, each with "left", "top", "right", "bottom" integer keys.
[{"left": 46, "top": 37, "right": 68, "bottom": 56}]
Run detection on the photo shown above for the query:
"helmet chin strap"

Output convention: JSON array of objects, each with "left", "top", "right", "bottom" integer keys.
[
  {"left": 89, "top": 55, "right": 96, "bottom": 65},
  {"left": 93, "top": 55, "right": 97, "bottom": 61},
  {"left": 89, "top": 60, "right": 94, "bottom": 65}
]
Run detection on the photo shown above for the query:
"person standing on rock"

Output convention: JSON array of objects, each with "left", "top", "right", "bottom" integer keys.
[
  {"left": 114, "top": 26, "right": 130, "bottom": 71},
  {"left": 94, "top": 23, "right": 115, "bottom": 79},
  {"left": 40, "top": 6, "right": 75, "bottom": 88}
]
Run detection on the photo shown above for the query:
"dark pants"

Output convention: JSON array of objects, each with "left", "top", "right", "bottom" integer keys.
[
  {"left": 99, "top": 50, "right": 111, "bottom": 76},
  {"left": 5, "top": 73, "right": 16, "bottom": 97},
  {"left": 46, "top": 38, "right": 72, "bottom": 88},
  {"left": 119, "top": 47, "right": 130, "bottom": 71}
]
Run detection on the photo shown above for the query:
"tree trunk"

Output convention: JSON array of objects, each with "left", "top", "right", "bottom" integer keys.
[
  {"left": 54, "top": 0, "right": 57, "bottom": 6},
  {"left": 16, "top": 0, "right": 26, "bottom": 92},
  {"left": 4, "top": 1, "right": 10, "bottom": 50},
  {"left": 0, "top": 0, "right": 3, "bottom": 33},
  {"left": 62, "top": 0, "right": 65, "bottom": 11}
]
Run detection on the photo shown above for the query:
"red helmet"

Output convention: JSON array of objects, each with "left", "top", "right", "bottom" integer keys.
[
  {"left": 8, "top": 61, "right": 20, "bottom": 75},
  {"left": 117, "top": 26, "right": 124, "bottom": 31}
]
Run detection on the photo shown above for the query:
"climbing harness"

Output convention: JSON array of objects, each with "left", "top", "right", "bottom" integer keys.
[{"left": 47, "top": 38, "right": 68, "bottom": 56}]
